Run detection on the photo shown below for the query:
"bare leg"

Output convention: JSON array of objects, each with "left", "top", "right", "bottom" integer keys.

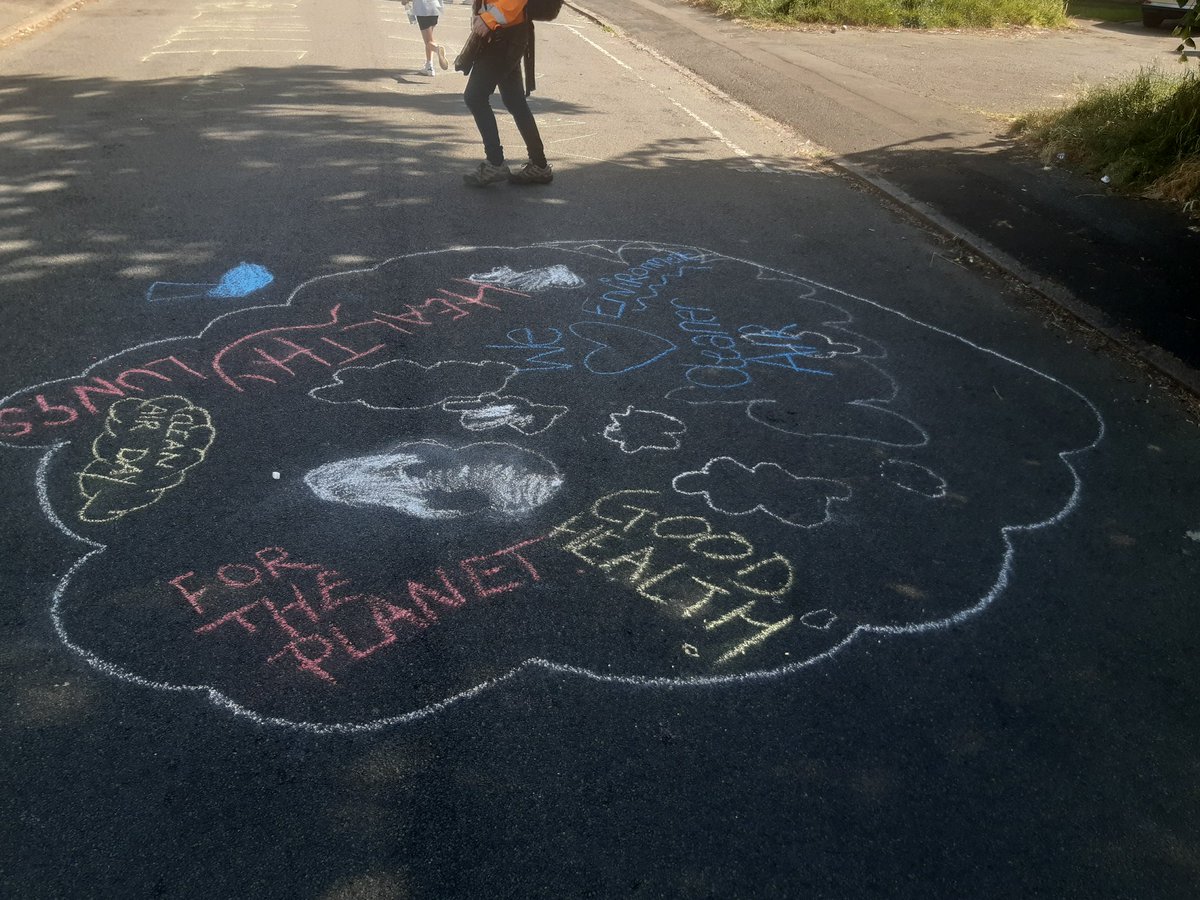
[
  {"left": 421, "top": 26, "right": 435, "bottom": 66},
  {"left": 422, "top": 25, "right": 448, "bottom": 69}
]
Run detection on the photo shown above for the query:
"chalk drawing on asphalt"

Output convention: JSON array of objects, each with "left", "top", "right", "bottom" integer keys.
[
  {"left": 442, "top": 395, "right": 568, "bottom": 435},
  {"left": 310, "top": 359, "right": 566, "bottom": 435},
  {"left": 880, "top": 459, "right": 948, "bottom": 498},
  {"left": 603, "top": 406, "right": 686, "bottom": 453},
  {"left": 146, "top": 263, "right": 274, "bottom": 303},
  {"left": 468, "top": 264, "right": 585, "bottom": 292},
  {"left": 568, "top": 322, "right": 678, "bottom": 375},
  {"left": 672, "top": 457, "right": 851, "bottom": 529},
  {"left": 800, "top": 609, "right": 837, "bottom": 630},
  {"left": 77, "top": 395, "right": 214, "bottom": 524},
  {"left": 0, "top": 240, "right": 1106, "bottom": 733},
  {"left": 304, "top": 441, "right": 564, "bottom": 519},
  {"left": 738, "top": 324, "right": 861, "bottom": 360},
  {"left": 310, "top": 358, "right": 517, "bottom": 410}
]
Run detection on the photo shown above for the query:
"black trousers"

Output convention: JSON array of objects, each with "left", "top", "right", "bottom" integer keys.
[{"left": 463, "top": 27, "right": 546, "bottom": 168}]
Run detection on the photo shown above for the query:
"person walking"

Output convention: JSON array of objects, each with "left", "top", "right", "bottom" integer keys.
[
  {"left": 461, "top": 0, "right": 552, "bottom": 186},
  {"left": 404, "top": 0, "right": 449, "bottom": 77}
]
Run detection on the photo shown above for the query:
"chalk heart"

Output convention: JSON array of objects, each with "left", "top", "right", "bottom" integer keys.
[
  {"left": 207, "top": 263, "right": 274, "bottom": 299},
  {"left": 568, "top": 322, "right": 676, "bottom": 375}
]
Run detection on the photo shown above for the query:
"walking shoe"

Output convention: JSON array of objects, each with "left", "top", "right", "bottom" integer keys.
[
  {"left": 418, "top": 62, "right": 434, "bottom": 76},
  {"left": 507, "top": 162, "right": 554, "bottom": 185},
  {"left": 463, "top": 161, "right": 511, "bottom": 186},
  {"left": 435, "top": 45, "right": 448, "bottom": 70}
]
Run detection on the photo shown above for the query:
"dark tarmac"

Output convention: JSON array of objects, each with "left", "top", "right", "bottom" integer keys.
[
  {"left": 577, "top": 0, "right": 1200, "bottom": 392},
  {"left": 1, "top": 2, "right": 1199, "bottom": 899}
]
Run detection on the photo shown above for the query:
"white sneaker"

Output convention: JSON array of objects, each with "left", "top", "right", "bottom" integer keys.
[{"left": 418, "top": 62, "right": 434, "bottom": 76}]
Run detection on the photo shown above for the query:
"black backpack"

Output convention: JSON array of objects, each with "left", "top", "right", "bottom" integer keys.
[{"left": 525, "top": 0, "right": 563, "bottom": 21}]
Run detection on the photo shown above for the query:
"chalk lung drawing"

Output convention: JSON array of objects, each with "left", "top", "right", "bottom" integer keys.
[
  {"left": 305, "top": 442, "right": 563, "bottom": 519},
  {"left": 469, "top": 265, "right": 585, "bottom": 293},
  {"left": 311, "top": 360, "right": 566, "bottom": 435},
  {"left": 0, "top": 241, "right": 1104, "bottom": 732}
]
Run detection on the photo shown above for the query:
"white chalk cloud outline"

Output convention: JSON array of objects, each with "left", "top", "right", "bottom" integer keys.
[
  {"left": 309, "top": 358, "right": 516, "bottom": 411},
  {"left": 602, "top": 406, "right": 687, "bottom": 453},
  {"left": 310, "top": 358, "right": 567, "bottom": 436},
  {"left": 443, "top": 395, "right": 568, "bottom": 436},
  {"left": 672, "top": 457, "right": 851, "bottom": 529}
]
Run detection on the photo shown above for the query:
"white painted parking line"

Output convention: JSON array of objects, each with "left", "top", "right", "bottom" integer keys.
[{"left": 142, "top": 0, "right": 311, "bottom": 63}]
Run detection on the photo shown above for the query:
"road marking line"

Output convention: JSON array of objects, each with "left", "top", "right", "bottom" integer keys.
[
  {"left": 546, "top": 132, "right": 600, "bottom": 145},
  {"left": 563, "top": 24, "right": 774, "bottom": 174}
]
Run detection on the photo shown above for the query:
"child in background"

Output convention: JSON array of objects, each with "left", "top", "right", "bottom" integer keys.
[{"left": 404, "top": 0, "right": 448, "bottom": 76}]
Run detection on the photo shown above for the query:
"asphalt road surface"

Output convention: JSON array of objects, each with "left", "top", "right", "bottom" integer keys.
[
  {"left": 574, "top": 0, "right": 1200, "bottom": 383},
  {"left": 1, "top": 2, "right": 1199, "bottom": 898}
]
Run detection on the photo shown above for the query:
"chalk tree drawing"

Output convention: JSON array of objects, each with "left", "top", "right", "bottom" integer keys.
[{"left": 0, "top": 241, "right": 1104, "bottom": 732}]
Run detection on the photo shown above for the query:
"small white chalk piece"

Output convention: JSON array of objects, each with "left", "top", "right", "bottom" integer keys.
[{"left": 272, "top": 471, "right": 281, "bottom": 480}]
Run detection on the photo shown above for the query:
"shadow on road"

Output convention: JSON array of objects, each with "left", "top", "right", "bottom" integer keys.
[
  {"left": 841, "top": 128, "right": 1200, "bottom": 375},
  {"left": 0, "top": 64, "right": 844, "bottom": 380},
  {"left": 2, "top": 59, "right": 1200, "bottom": 900}
]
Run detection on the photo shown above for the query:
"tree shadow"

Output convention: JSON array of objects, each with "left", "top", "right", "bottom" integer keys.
[
  {"left": 0, "top": 63, "right": 840, "bottom": 382},
  {"left": 841, "top": 130, "right": 1200, "bottom": 372}
]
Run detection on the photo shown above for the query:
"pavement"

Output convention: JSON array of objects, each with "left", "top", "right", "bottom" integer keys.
[{"left": 0, "top": 0, "right": 90, "bottom": 44}]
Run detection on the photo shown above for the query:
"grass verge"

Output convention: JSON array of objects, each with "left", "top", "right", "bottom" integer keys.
[
  {"left": 694, "top": 0, "right": 1070, "bottom": 28},
  {"left": 1012, "top": 68, "right": 1200, "bottom": 213},
  {"left": 1064, "top": 0, "right": 1142, "bottom": 24}
]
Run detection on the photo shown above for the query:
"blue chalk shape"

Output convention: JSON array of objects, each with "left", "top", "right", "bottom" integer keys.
[
  {"left": 145, "top": 281, "right": 208, "bottom": 303},
  {"left": 206, "top": 262, "right": 274, "bottom": 298}
]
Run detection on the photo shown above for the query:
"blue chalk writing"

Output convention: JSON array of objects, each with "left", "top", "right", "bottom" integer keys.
[
  {"left": 486, "top": 327, "right": 573, "bottom": 372},
  {"left": 673, "top": 311, "right": 842, "bottom": 387},
  {"left": 585, "top": 252, "right": 710, "bottom": 319}
]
